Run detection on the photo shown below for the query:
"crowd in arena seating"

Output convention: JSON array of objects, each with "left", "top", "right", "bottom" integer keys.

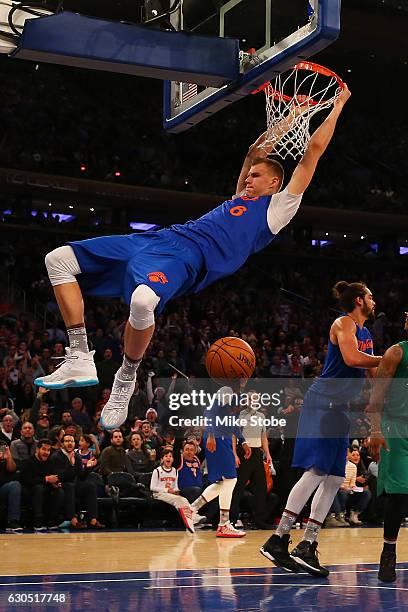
[{"left": 1, "top": 245, "right": 407, "bottom": 533}]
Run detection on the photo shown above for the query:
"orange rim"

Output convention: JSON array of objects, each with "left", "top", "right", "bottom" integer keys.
[{"left": 251, "top": 61, "right": 345, "bottom": 105}]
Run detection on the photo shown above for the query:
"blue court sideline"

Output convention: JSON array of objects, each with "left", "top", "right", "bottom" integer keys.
[{"left": 1, "top": 563, "right": 408, "bottom": 611}]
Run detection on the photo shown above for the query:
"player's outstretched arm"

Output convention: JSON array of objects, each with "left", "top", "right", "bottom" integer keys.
[
  {"left": 335, "top": 315, "right": 381, "bottom": 369},
  {"left": 287, "top": 84, "right": 351, "bottom": 196}
]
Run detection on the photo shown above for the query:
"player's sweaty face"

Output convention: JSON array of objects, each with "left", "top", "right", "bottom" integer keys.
[{"left": 245, "top": 164, "right": 277, "bottom": 196}]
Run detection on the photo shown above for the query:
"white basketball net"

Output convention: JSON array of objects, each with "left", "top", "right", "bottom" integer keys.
[{"left": 261, "top": 62, "right": 344, "bottom": 160}]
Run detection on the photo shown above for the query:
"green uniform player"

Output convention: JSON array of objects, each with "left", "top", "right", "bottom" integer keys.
[{"left": 368, "top": 313, "right": 408, "bottom": 583}]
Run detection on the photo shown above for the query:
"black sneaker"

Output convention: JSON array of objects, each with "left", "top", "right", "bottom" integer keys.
[
  {"left": 260, "top": 534, "right": 301, "bottom": 573},
  {"left": 34, "top": 524, "right": 47, "bottom": 533},
  {"left": 378, "top": 550, "right": 396, "bottom": 583},
  {"left": 6, "top": 521, "right": 23, "bottom": 533},
  {"left": 290, "top": 540, "right": 329, "bottom": 577}
]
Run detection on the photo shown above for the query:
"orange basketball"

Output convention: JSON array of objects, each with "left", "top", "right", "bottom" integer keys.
[{"left": 205, "top": 337, "right": 256, "bottom": 383}]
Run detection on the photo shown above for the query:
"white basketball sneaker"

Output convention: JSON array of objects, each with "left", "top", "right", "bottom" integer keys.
[
  {"left": 34, "top": 349, "right": 98, "bottom": 389},
  {"left": 215, "top": 521, "right": 246, "bottom": 538},
  {"left": 179, "top": 506, "right": 195, "bottom": 534},
  {"left": 216, "top": 521, "right": 246, "bottom": 538},
  {"left": 100, "top": 376, "right": 135, "bottom": 430}
]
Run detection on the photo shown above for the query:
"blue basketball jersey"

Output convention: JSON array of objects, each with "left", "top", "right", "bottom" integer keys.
[
  {"left": 161, "top": 194, "right": 275, "bottom": 292},
  {"left": 70, "top": 189, "right": 300, "bottom": 314},
  {"left": 309, "top": 315, "right": 374, "bottom": 401}
]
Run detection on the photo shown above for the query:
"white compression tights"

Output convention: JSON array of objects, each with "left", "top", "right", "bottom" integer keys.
[
  {"left": 44, "top": 246, "right": 160, "bottom": 331},
  {"left": 201, "top": 478, "right": 237, "bottom": 509},
  {"left": 286, "top": 468, "right": 344, "bottom": 523}
]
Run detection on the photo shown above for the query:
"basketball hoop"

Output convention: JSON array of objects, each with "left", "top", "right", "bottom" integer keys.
[{"left": 253, "top": 62, "right": 345, "bottom": 160}]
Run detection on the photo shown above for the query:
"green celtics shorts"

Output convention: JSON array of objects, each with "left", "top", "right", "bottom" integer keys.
[{"left": 378, "top": 420, "right": 408, "bottom": 495}]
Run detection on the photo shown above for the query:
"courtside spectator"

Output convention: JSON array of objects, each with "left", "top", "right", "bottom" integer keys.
[
  {"left": 330, "top": 449, "right": 372, "bottom": 526},
  {"left": 0, "top": 442, "right": 22, "bottom": 532},
  {"left": 178, "top": 439, "right": 203, "bottom": 503},
  {"left": 150, "top": 447, "right": 195, "bottom": 533},
  {"left": 99, "top": 430, "right": 127, "bottom": 477},
  {"left": 52, "top": 433, "right": 104, "bottom": 529},
  {"left": 20, "top": 438, "right": 64, "bottom": 531},
  {"left": 125, "top": 431, "right": 155, "bottom": 476},
  {"left": 76, "top": 434, "right": 100, "bottom": 467}
]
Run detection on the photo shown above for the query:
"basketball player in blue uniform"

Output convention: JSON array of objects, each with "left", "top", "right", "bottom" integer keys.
[
  {"left": 191, "top": 385, "right": 252, "bottom": 537},
  {"left": 261, "top": 281, "right": 381, "bottom": 577},
  {"left": 34, "top": 86, "right": 351, "bottom": 431}
]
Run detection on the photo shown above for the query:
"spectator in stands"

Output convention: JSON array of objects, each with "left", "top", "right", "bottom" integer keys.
[
  {"left": 177, "top": 439, "right": 203, "bottom": 503},
  {"left": 20, "top": 438, "right": 64, "bottom": 532},
  {"left": 30, "top": 386, "right": 51, "bottom": 424},
  {"left": 157, "top": 429, "right": 176, "bottom": 460},
  {"left": 95, "top": 388, "right": 111, "bottom": 415},
  {"left": 76, "top": 434, "right": 100, "bottom": 467},
  {"left": 99, "top": 429, "right": 127, "bottom": 477},
  {"left": 48, "top": 426, "right": 65, "bottom": 451},
  {"left": 127, "top": 380, "right": 149, "bottom": 422},
  {"left": 129, "top": 417, "right": 143, "bottom": 434},
  {"left": 269, "top": 356, "right": 291, "bottom": 377},
  {"left": 330, "top": 449, "right": 372, "bottom": 526},
  {"left": 0, "top": 414, "right": 18, "bottom": 446},
  {"left": 141, "top": 420, "right": 160, "bottom": 452},
  {"left": 150, "top": 351, "right": 169, "bottom": 377},
  {"left": 146, "top": 372, "right": 174, "bottom": 423},
  {"left": 0, "top": 442, "right": 22, "bottom": 532},
  {"left": 70, "top": 397, "right": 92, "bottom": 433},
  {"left": 125, "top": 431, "right": 155, "bottom": 476},
  {"left": 61, "top": 411, "right": 74, "bottom": 428},
  {"left": 34, "top": 413, "right": 50, "bottom": 439},
  {"left": 14, "top": 381, "right": 36, "bottom": 415},
  {"left": 52, "top": 342, "right": 65, "bottom": 358},
  {"left": 150, "top": 447, "right": 195, "bottom": 533},
  {"left": 10, "top": 421, "right": 37, "bottom": 466},
  {"left": 64, "top": 422, "right": 81, "bottom": 439},
  {"left": 145, "top": 407, "right": 158, "bottom": 431},
  {"left": 52, "top": 433, "right": 104, "bottom": 529},
  {"left": 96, "top": 348, "right": 119, "bottom": 390}
]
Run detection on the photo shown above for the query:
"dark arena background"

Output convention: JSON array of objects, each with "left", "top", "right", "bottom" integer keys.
[{"left": 1, "top": 1, "right": 408, "bottom": 610}]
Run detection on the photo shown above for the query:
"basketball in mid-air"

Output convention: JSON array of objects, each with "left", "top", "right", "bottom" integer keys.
[{"left": 205, "top": 337, "right": 256, "bottom": 383}]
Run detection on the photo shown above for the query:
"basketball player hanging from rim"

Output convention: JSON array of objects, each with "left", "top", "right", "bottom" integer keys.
[
  {"left": 260, "top": 281, "right": 382, "bottom": 577},
  {"left": 34, "top": 83, "right": 351, "bottom": 430}
]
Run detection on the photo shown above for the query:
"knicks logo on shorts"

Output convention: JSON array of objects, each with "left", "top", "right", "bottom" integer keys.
[
  {"left": 147, "top": 271, "right": 168, "bottom": 284},
  {"left": 229, "top": 205, "right": 248, "bottom": 217}
]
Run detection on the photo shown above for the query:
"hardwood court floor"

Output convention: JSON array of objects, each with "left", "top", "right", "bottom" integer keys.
[
  {"left": 2, "top": 529, "right": 408, "bottom": 611},
  {"left": 2, "top": 528, "right": 408, "bottom": 576}
]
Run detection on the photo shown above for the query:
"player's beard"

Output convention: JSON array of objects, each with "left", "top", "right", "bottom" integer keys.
[{"left": 363, "top": 302, "right": 375, "bottom": 321}]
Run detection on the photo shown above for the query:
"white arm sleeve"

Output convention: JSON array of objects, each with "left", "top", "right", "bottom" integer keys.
[
  {"left": 267, "top": 186, "right": 303, "bottom": 235},
  {"left": 150, "top": 468, "right": 161, "bottom": 492}
]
